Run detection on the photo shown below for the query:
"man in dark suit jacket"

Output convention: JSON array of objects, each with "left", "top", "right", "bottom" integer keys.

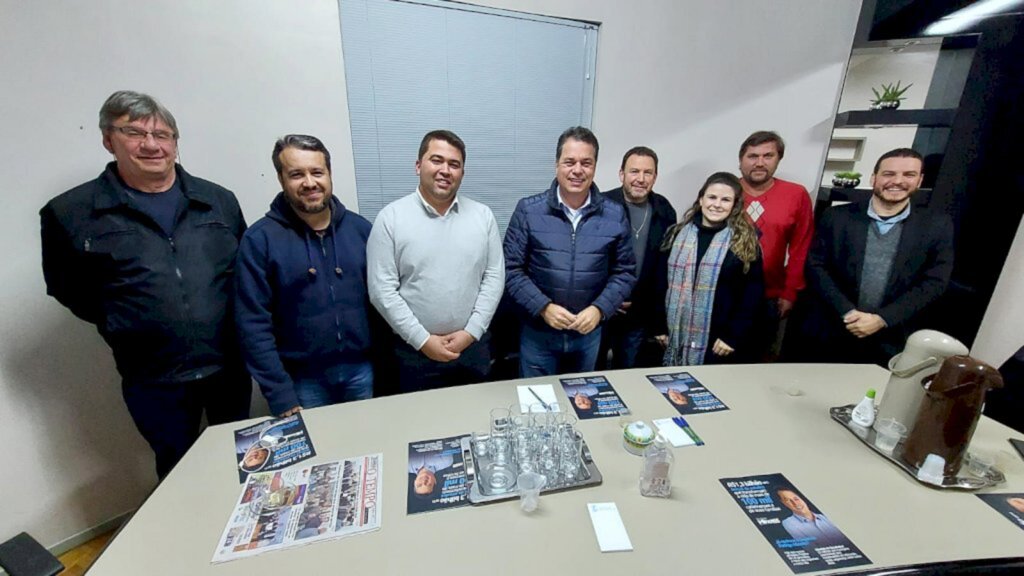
[
  {"left": 790, "top": 148, "right": 953, "bottom": 366},
  {"left": 598, "top": 145, "right": 675, "bottom": 364},
  {"left": 598, "top": 147, "right": 677, "bottom": 368}
]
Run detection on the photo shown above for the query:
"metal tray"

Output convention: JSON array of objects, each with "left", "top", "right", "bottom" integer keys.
[
  {"left": 830, "top": 405, "right": 1004, "bottom": 491},
  {"left": 462, "top": 434, "right": 603, "bottom": 504}
]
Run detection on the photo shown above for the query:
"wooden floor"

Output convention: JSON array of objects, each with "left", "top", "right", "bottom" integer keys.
[{"left": 55, "top": 530, "right": 115, "bottom": 576}]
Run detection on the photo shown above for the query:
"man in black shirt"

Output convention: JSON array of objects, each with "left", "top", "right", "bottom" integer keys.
[{"left": 40, "top": 91, "right": 251, "bottom": 478}]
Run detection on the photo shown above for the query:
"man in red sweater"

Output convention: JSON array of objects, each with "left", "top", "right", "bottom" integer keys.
[{"left": 738, "top": 131, "right": 813, "bottom": 357}]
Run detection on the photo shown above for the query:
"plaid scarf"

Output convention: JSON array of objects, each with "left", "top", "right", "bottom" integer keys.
[{"left": 664, "top": 222, "right": 732, "bottom": 366}]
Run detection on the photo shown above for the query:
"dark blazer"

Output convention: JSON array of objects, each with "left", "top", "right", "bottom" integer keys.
[
  {"left": 601, "top": 187, "right": 677, "bottom": 335},
  {"left": 793, "top": 200, "right": 954, "bottom": 364}
]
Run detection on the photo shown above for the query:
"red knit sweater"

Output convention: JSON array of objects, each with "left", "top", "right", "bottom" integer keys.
[{"left": 741, "top": 178, "right": 814, "bottom": 303}]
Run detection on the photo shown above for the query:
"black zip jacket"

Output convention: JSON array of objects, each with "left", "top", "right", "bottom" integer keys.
[{"left": 40, "top": 162, "right": 246, "bottom": 383}]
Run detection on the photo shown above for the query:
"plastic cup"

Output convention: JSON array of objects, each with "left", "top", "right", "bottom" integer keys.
[
  {"left": 517, "top": 472, "right": 546, "bottom": 513},
  {"left": 917, "top": 453, "right": 946, "bottom": 485},
  {"left": 873, "top": 417, "right": 907, "bottom": 454},
  {"left": 966, "top": 451, "right": 995, "bottom": 477}
]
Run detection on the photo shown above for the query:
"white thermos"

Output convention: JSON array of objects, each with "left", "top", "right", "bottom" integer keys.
[{"left": 876, "top": 330, "right": 968, "bottom": 433}]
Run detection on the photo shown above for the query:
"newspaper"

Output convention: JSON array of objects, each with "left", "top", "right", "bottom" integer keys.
[{"left": 212, "top": 453, "right": 383, "bottom": 563}]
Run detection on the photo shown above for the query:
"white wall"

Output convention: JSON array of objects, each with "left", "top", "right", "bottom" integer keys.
[
  {"left": 0, "top": 0, "right": 862, "bottom": 549},
  {"left": 824, "top": 45, "right": 940, "bottom": 185},
  {"left": 972, "top": 217, "right": 1024, "bottom": 367}
]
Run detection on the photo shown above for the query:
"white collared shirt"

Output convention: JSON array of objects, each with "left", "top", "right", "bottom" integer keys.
[
  {"left": 558, "top": 189, "right": 591, "bottom": 231},
  {"left": 416, "top": 187, "right": 459, "bottom": 217}
]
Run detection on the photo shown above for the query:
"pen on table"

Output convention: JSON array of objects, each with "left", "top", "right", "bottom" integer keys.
[
  {"left": 673, "top": 417, "right": 705, "bottom": 446},
  {"left": 528, "top": 386, "right": 551, "bottom": 411}
]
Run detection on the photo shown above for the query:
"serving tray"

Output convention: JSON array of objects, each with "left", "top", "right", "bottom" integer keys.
[
  {"left": 830, "top": 405, "right": 1004, "bottom": 491},
  {"left": 462, "top": 433, "right": 603, "bottom": 504}
]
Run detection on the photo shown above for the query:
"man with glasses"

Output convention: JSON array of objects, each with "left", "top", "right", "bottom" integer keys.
[{"left": 40, "top": 90, "right": 251, "bottom": 479}]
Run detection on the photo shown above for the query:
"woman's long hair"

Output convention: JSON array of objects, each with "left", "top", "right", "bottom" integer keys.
[{"left": 661, "top": 172, "right": 760, "bottom": 273}]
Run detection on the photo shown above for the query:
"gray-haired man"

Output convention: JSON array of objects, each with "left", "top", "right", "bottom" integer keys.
[{"left": 40, "top": 90, "right": 251, "bottom": 478}]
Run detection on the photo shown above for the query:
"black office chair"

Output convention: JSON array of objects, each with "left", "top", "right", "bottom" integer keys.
[{"left": 0, "top": 532, "right": 63, "bottom": 576}]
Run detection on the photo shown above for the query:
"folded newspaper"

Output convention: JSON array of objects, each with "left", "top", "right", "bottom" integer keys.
[{"left": 212, "top": 453, "right": 382, "bottom": 563}]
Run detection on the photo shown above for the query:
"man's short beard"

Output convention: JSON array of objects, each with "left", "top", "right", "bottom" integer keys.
[
  {"left": 288, "top": 196, "right": 329, "bottom": 215},
  {"left": 744, "top": 171, "right": 771, "bottom": 185},
  {"left": 872, "top": 187, "right": 913, "bottom": 207}
]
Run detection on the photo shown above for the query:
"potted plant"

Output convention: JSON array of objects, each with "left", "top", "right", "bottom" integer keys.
[
  {"left": 870, "top": 81, "right": 912, "bottom": 110},
  {"left": 832, "top": 171, "right": 862, "bottom": 188}
]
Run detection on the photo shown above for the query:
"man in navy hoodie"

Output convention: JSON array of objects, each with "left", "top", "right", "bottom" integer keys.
[{"left": 235, "top": 135, "right": 374, "bottom": 417}]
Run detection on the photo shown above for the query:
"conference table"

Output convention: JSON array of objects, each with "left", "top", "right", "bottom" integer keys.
[{"left": 88, "top": 364, "right": 1024, "bottom": 575}]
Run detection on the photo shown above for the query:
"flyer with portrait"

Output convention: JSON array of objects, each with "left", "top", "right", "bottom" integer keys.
[
  {"left": 234, "top": 413, "right": 316, "bottom": 483},
  {"left": 560, "top": 375, "right": 630, "bottom": 420},
  {"left": 407, "top": 435, "right": 470, "bottom": 515},
  {"left": 720, "top": 473, "right": 871, "bottom": 574},
  {"left": 977, "top": 493, "right": 1024, "bottom": 532},
  {"left": 213, "top": 454, "right": 382, "bottom": 563},
  {"left": 646, "top": 372, "right": 728, "bottom": 415}
]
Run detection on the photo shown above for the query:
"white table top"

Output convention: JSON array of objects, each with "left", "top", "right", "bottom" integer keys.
[{"left": 88, "top": 364, "right": 1024, "bottom": 575}]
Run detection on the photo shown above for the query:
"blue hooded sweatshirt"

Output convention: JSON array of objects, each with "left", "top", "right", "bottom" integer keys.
[{"left": 235, "top": 193, "right": 372, "bottom": 414}]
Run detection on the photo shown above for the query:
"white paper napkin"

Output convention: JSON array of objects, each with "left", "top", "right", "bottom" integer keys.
[
  {"left": 653, "top": 418, "right": 697, "bottom": 447},
  {"left": 587, "top": 502, "right": 633, "bottom": 552},
  {"left": 516, "top": 385, "right": 559, "bottom": 412}
]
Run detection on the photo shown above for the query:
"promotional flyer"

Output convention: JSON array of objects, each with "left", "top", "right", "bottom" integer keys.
[
  {"left": 646, "top": 372, "right": 728, "bottom": 415},
  {"left": 560, "top": 375, "right": 630, "bottom": 420},
  {"left": 720, "top": 473, "right": 871, "bottom": 573},
  {"left": 407, "top": 435, "right": 471, "bottom": 514},
  {"left": 234, "top": 413, "right": 316, "bottom": 483}
]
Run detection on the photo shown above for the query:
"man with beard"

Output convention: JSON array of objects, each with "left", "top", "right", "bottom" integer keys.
[
  {"left": 599, "top": 147, "right": 677, "bottom": 368},
  {"left": 368, "top": 130, "right": 504, "bottom": 392},
  {"left": 738, "top": 131, "right": 814, "bottom": 357},
  {"left": 236, "top": 135, "right": 374, "bottom": 416},
  {"left": 792, "top": 148, "right": 953, "bottom": 366}
]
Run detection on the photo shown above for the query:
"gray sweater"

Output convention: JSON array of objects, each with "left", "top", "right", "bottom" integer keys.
[{"left": 367, "top": 190, "right": 504, "bottom": 349}]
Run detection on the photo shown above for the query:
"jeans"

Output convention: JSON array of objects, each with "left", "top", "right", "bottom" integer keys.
[
  {"left": 293, "top": 360, "right": 374, "bottom": 408},
  {"left": 395, "top": 334, "right": 492, "bottom": 393},
  {"left": 598, "top": 317, "right": 646, "bottom": 369},
  {"left": 519, "top": 323, "right": 602, "bottom": 378},
  {"left": 123, "top": 366, "right": 252, "bottom": 479}
]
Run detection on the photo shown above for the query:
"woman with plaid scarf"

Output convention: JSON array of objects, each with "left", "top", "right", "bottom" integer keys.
[{"left": 660, "top": 172, "right": 764, "bottom": 366}]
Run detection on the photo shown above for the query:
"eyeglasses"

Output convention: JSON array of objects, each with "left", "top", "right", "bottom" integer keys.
[{"left": 111, "top": 125, "right": 177, "bottom": 143}]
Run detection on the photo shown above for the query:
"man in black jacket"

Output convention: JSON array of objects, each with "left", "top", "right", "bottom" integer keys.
[
  {"left": 40, "top": 91, "right": 251, "bottom": 478},
  {"left": 599, "top": 147, "right": 677, "bottom": 368},
  {"left": 790, "top": 148, "right": 953, "bottom": 366}
]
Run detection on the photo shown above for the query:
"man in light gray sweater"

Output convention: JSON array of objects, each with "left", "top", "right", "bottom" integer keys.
[{"left": 367, "top": 130, "right": 505, "bottom": 392}]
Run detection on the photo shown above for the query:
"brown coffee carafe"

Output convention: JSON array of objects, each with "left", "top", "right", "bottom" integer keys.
[{"left": 900, "top": 355, "right": 1003, "bottom": 477}]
